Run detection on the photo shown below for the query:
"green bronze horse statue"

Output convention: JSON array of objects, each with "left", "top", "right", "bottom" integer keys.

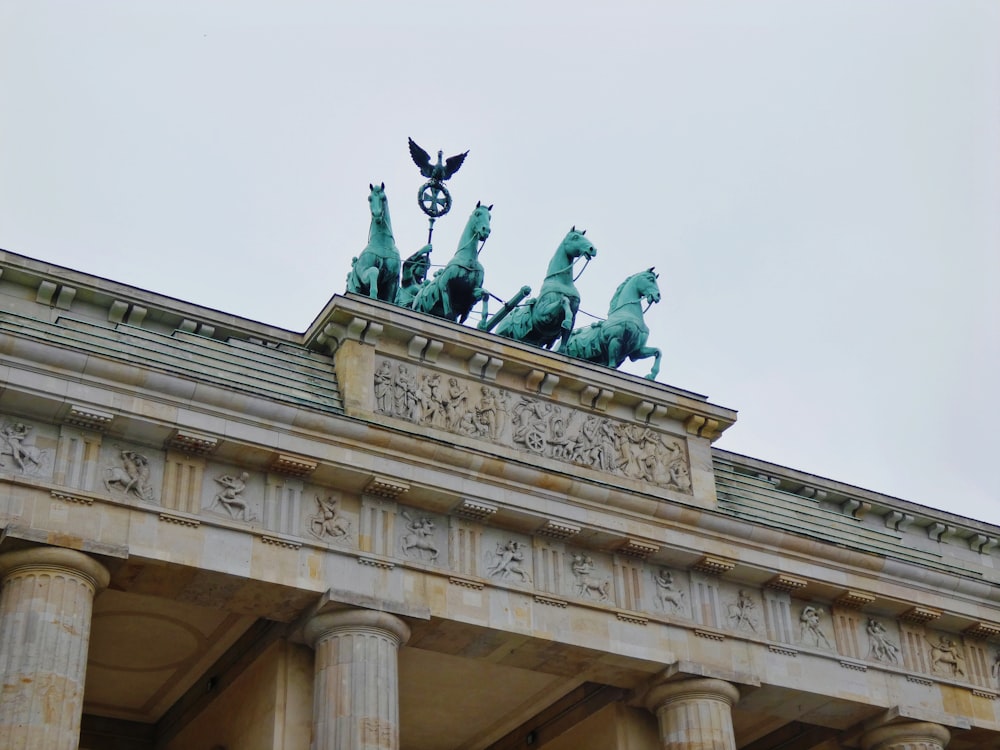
[
  {"left": 346, "top": 183, "right": 401, "bottom": 303},
  {"left": 562, "top": 268, "right": 662, "bottom": 380},
  {"left": 410, "top": 202, "right": 492, "bottom": 323},
  {"left": 492, "top": 227, "right": 597, "bottom": 350}
]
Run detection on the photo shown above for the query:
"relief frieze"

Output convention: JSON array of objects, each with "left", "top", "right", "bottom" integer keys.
[{"left": 374, "top": 359, "right": 692, "bottom": 492}]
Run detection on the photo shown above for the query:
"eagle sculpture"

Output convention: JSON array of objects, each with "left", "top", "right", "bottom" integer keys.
[{"left": 408, "top": 138, "right": 469, "bottom": 182}]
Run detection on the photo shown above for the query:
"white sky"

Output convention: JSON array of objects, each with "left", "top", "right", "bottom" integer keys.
[{"left": 1, "top": 1, "right": 998, "bottom": 523}]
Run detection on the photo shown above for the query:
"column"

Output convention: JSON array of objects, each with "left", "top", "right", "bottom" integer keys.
[
  {"left": 861, "top": 721, "right": 950, "bottom": 750},
  {"left": 0, "top": 547, "right": 110, "bottom": 750},
  {"left": 304, "top": 608, "right": 410, "bottom": 750},
  {"left": 644, "top": 677, "right": 740, "bottom": 750}
]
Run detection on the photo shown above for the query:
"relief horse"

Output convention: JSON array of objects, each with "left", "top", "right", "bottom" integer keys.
[
  {"left": 493, "top": 227, "right": 596, "bottom": 349},
  {"left": 410, "top": 202, "right": 492, "bottom": 323},
  {"left": 346, "top": 183, "right": 401, "bottom": 302},
  {"left": 562, "top": 268, "right": 662, "bottom": 380}
]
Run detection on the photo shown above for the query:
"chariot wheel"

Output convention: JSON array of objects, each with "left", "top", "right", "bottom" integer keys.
[
  {"left": 418, "top": 180, "right": 452, "bottom": 218},
  {"left": 524, "top": 428, "right": 546, "bottom": 453}
]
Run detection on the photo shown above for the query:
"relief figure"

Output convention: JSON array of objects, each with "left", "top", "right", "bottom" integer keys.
[
  {"left": 0, "top": 421, "right": 48, "bottom": 475},
  {"left": 866, "top": 618, "right": 901, "bottom": 663},
  {"left": 727, "top": 589, "right": 760, "bottom": 633},
  {"left": 374, "top": 360, "right": 393, "bottom": 414},
  {"left": 444, "top": 378, "right": 469, "bottom": 430},
  {"left": 104, "top": 449, "right": 155, "bottom": 502},
  {"left": 653, "top": 568, "right": 685, "bottom": 612},
  {"left": 928, "top": 635, "right": 966, "bottom": 678},
  {"left": 798, "top": 606, "right": 833, "bottom": 648},
  {"left": 570, "top": 554, "right": 610, "bottom": 601},
  {"left": 486, "top": 540, "right": 531, "bottom": 583},
  {"left": 211, "top": 471, "right": 254, "bottom": 521},
  {"left": 309, "top": 496, "right": 351, "bottom": 541},
  {"left": 400, "top": 511, "right": 439, "bottom": 562}
]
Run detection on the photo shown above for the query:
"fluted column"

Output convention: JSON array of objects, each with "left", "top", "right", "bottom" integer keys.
[
  {"left": 861, "top": 721, "right": 950, "bottom": 750},
  {"left": 644, "top": 677, "right": 740, "bottom": 750},
  {"left": 304, "top": 608, "right": 411, "bottom": 750},
  {"left": 0, "top": 547, "right": 110, "bottom": 750}
]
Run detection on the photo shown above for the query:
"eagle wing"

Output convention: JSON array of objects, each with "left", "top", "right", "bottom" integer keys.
[
  {"left": 443, "top": 150, "right": 469, "bottom": 180},
  {"left": 408, "top": 138, "right": 434, "bottom": 178}
]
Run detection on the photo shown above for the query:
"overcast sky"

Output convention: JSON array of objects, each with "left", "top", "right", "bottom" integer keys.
[{"left": 1, "top": 1, "right": 998, "bottom": 523}]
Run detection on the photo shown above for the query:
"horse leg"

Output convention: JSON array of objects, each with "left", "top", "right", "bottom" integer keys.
[
  {"left": 607, "top": 339, "right": 622, "bottom": 369},
  {"left": 557, "top": 297, "right": 574, "bottom": 349},
  {"left": 629, "top": 346, "right": 662, "bottom": 380},
  {"left": 362, "top": 267, "right": 380, "bottom": 299},
  {"left": 474, "top": 289, "right": 490, "bottom": 326}
]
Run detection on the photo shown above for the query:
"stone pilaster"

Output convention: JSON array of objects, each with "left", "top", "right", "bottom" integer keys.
[
  {"left": 644, "top": 677, "right": 740, "bottom": 750},
  {"left": 860, "top": 722, "right": 950, "bottom": 750},
  {"left": 0, "top": 547, "right": 110, "bottom": 750},
  {"left": 304, "top": 608, "right": 410, "bottom": 750}
]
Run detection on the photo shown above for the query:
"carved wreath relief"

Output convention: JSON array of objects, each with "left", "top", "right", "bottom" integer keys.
[
  {"left": 0, "top": 420, "right": 50, "bottom": 476},
  {"left": 374, "top": 359, "right": 692, "bottom": 492}
]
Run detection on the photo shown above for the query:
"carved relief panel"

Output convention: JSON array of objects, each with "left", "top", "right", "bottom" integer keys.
[
  {"left": 925, "top": 630, "right": 969, "bottom": 680},
  {"left": 396, "top": 505, "right": 448, "bottom": 566},
  {"left": 305, "top": 491, "right": 356, "bottom": 546},
  {"left": 648, "top": 566, "right": 690, "bottom": 619},
  {"left": 201, "top": 464, "right": 262, "bottom": 523},
  {"left": 481, "top": 529, "right": 534, "bottom": 586},
  {"left": 567, "top": 551, "right": 613, "bottom": 602},
  {"left": 99, "top": 443, "right": 162, "bottom": 504},
  {"left": 864, "top": 617, "right": 902, "bottom": 665},
  {"left": 722, "top": 587, "right": 763, "bottom": 635},
  {"left": 0, "top": 418, "right": 55, "bottom": 479},
  {"left": 793, "top": 602, "right": 836, "bottom": 651},
  {"left": 373, "top": 359, "right": 692, "bottom": 493}
]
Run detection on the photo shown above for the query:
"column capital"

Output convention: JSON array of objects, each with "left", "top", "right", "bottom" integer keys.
[
  {"left": 644, "top": 677, "right": 740, "bottom": 714},
  {"left": 0, "top": 546, "right": 110, "bottom": 591},
  {"left": 861, "top": 721, "right": 951, "bottom": 750},
  {"left": 304, "top": 607, "right": 411, "bottom": 649}
]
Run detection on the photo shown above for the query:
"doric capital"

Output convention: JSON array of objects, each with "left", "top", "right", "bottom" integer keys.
[
  {"left": 861, "top": 721, "right": 951, "bottom": 750},
  {"left": 643, "top": 677, "right": 741, "bottom": 714},
  {"left": 304, "top": 607, "right": 411, "bottom": 649},
  {"left": 0, "top": 546, "right": 110, "bottom": 592}
]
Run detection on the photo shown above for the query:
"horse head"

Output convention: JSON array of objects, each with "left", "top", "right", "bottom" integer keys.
[
  {"left": 368, "top": 181, "right": 387, "bottom": 218},
  {"left": 469, "top": 201, "right": 493, "bottom": 244},
  {"left": 562, "top": 226, "right": 597, "bottom": 262},
  {"left": 635, "top": 267, "right": 661, "bottom": 305}
]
